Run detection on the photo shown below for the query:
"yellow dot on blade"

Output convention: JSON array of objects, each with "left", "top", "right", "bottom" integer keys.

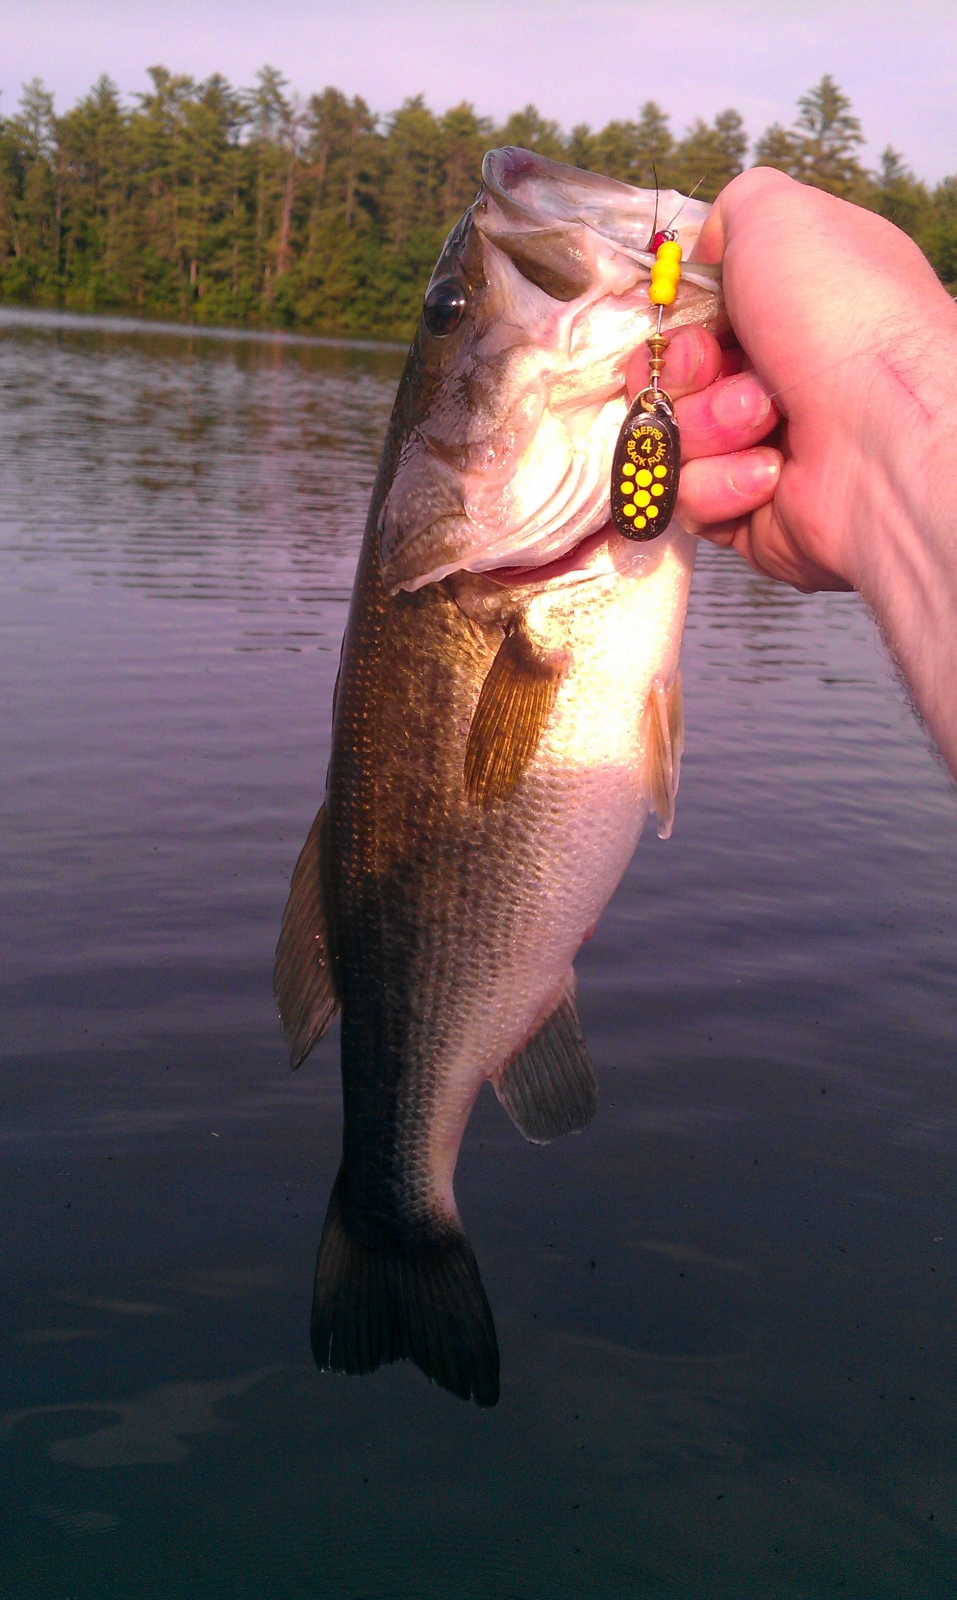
[
  {"left": 653, "top": 465, "right": 667, "bottom": 479},
  {"left": 636, "top": 469, "right": 652, "bottom": 487},
  {"left": 619, "top": 482, "right": 633, "bottom": 497},
  {"left": 635, "top": 515, "right": 647, "bottom": 528},
  {"left": 646, "top": 505, "right": 659, "bottom": 518},
  {"left": 636, "top": 490, "right": 651, "bottom": 507},
  {"left": 623, "top": 502, "right": 637, "bottom": 518},
  {"left": 651, "top": 483, "right": 665, "bottom": 497},
  {"left": 622, "top": 463, "right": 636, "bottom": 476}
]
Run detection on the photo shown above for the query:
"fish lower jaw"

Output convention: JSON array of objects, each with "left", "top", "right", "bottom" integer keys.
[
  {"left": 483, "top": 524, "right": 616, "bottom": 587},
  {"left": 387, "top": 494, "right": 673, "bottom": 602},
  {"left": 455, "top": 519, "right": 663, "bottom": 599},
  {"left": 446, "top": 523, "right": 666, "bottom": 622}
]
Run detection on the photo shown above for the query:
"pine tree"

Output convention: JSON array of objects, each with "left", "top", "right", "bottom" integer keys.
[
  {"left": 248, "top": 65, "right": 291, "bottom": 300},
  {"left": 632, "top": 102, "right": 673, "bottom": 189},
  {"left": 756, "top": 76, "right": 866, "bottom": 197},
  {"left": 672, "top": 110, "right": 748, "bottom": 201},
  {"left": 438, "top": 103, "right": 492, "bottom": 221},
  {"left": 793, "top": 74, "right": 866, "bottom": 195},
  {"left": 919, "top": 175, "right": 957, "bottom": 292},
  {"left": 58, "top": 74, "right": 133, "bottom": 309},
  {"left": 590, "top": 121, "right": 643, "bottom": 185},
  {"left": 497, "top": 105, "right": 565, "bottom": 162},
  {"left": 9, "top": 79, "right": 59, "bottom": 297},
  {"left": 566, "top": 124, "right": 596, "bottom": 173},
  {"left": 753, "top": 121, "right": 800, "bottom": 177},
  {"left": 0, "top": 68, "right": 951, "bottom": 334},
  {"left": 871, "top": 146, "right": 929, "bottom": 238}
]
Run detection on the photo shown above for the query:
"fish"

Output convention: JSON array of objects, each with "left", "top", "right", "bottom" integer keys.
[{"left": 274, "top": 148, "right": 725, "bottom": 1407}]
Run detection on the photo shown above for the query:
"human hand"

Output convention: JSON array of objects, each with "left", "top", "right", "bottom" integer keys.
[
  {"left": 639, "top": 167, "right": 957, "bottom": 778},
  {"left": 679, "top": 167, "right": 957, "bottom": 592}
]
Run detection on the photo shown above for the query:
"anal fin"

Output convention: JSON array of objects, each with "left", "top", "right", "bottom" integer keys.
[
  {"left": 643, "top": 669, "right": 684, "bottom": 841},
  {"left": 492, "top": 979, "right": 598, "bottom": 1144},
  {"left": 273, "top": 804, "right": 339, "bottom": 1069},
  {"left": 464, "top": 627, "right": 564, "bottom": 807}
]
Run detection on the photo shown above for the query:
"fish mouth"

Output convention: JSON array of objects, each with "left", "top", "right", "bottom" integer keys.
[
  {"left": 454, "top": 519, "right": 664, "bottom": 599},
  {"left": 483, "top": 525, "right": 614, "bottom": 588},
  {"left": 444, "top": 520, "right": 665, "bottom": 624}
]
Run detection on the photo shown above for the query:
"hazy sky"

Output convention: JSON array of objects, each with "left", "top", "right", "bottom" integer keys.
[{"left": 4, "top": 0, "right": 956, "bottom": 183}]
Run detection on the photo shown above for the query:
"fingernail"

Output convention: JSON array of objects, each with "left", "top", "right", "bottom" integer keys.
[
  {"left": 712, "top": 373, "right": 773, "bottom": 429},
  {"left": 728, "top": 449, "right": 781, "bottom": 495},
  {"left": 672, "top": 331, "right": 703, "bottom": 386}
]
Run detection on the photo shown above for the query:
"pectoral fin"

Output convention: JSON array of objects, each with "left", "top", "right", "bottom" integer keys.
[
  {"left": 492, "top": 979, "right": 598, "bottom": 1143},
  {"left": 643, "top": 670, "right": 685, "bottom": 841},
  {"left": 465, "top": 628, "right": 564, "bottom": 807},
  {"left": 273, "top": 804, "right": 339, "bottom": 1069}
]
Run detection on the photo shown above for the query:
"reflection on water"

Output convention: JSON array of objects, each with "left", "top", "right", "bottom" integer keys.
[
  {"left": 0, "top": 305, "right": 395, "bottom": 624},
  {"left": 2, "top": 1367, "right": 292, "bottom": 1467},
  {"left": 2, "top": 310, "right": 957, "bottom": 1597}
]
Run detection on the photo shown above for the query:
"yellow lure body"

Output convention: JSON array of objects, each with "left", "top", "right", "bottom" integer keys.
[{"left": 648, "top": 238, "right": 682, "bottom": 306}]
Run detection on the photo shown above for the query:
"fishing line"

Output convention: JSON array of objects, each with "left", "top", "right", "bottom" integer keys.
[
  {"left": 660, "top": 176, "right": 705, "bottom": 236},
  {"left": 649, "top": 163, "right": 660, "bottom": 252},
  {"left": 742, "top": 296, "right": 957, "bottom": 409}
]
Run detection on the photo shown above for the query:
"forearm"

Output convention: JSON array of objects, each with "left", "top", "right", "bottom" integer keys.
[{"left": 846, "top": 337, "right": 957, "bottom": 777}]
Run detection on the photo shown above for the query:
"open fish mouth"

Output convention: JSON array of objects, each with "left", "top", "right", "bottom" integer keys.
[
  {"left": 483, "top": 525, "right": 629, "bottom": 588},
  {"left": 444, "top": 522, "right": 669, "bottom": 628},
  {"left": 378, "top": 147, "right": 721, "bottom": 597}
]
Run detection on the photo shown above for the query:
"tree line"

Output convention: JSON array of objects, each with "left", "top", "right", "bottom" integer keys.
[{"left": 0, "top": 69, "right": 953, "bottom": 340}]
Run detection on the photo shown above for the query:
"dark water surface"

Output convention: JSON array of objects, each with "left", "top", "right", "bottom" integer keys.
[{"left": 2, "top": 307, "right": 957, "bottom": 1599}]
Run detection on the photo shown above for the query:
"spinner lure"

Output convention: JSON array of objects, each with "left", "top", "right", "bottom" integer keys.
[{"left": 610, "top": 231, "right": 683, "bottom": 542}]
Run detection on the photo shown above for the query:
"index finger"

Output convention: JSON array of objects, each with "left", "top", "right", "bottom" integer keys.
[{"left": 625, "top": 323, "right": 722, "bottom": 403}]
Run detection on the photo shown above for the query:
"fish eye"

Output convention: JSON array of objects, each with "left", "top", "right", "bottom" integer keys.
[{"left": 423, "top": 277, "right": 468, "bottom": 337}]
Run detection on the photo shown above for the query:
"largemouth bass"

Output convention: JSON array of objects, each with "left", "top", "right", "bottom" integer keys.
[{"left": 275, "top": 148, "right": 724, "bottom": 1407}]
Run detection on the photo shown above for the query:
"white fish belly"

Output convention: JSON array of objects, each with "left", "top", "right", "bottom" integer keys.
[{"left": 425, "top": 528, "right": 695, "bottom": 1201}]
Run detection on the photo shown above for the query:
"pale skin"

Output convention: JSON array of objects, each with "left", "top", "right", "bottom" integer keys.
[{"left": 626, "top": 167, "right": 957, "bottom": 780}]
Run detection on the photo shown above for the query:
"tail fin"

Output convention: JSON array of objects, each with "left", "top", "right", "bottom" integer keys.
[{"left": 310, "top": 1169, "right": 500, "bottom": 1407}]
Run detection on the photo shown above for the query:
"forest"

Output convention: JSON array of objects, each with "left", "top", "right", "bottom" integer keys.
[{"left": 1, "top": 69, "right": 954, "bottom": 340}]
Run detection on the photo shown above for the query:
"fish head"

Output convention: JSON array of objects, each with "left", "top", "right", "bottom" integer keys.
[{"left": 379, "top": 146, "right": 724, "bottom": 594}]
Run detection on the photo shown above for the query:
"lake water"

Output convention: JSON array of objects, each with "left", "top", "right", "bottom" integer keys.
[{"left": 2, "top": 306, "right": 957, "bottom": 1600}]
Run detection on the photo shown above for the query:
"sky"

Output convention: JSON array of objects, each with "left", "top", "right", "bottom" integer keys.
[{"left": 3, "top": 0, "right": 956, "bottom": 184}]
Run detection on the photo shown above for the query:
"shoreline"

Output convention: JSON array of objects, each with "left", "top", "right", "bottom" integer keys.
[{"left": 0, "top": 304, "right": 409, "bottom": 354}]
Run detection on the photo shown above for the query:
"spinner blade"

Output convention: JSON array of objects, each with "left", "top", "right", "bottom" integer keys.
[{"left": 611, "top": 393, "right": 680, "bottom": 542}]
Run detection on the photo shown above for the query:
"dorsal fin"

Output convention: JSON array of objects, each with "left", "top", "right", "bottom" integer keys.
[
  {"left": 273, "top": 804, "right": 339, "bottom": 1069},
  {"left": 464, "top": 627, "right": 564, "bottom": 807},
  {"left": 643, "top": 670, "right": 684, "bottom": 840},
  {"left": 492, "top": 979, "right": 598, "bottom": 1143}
]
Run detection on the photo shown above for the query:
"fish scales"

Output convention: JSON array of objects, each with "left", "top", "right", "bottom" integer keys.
[{"left": 276, "top": 147, "right": 724, "bottom": 1405}]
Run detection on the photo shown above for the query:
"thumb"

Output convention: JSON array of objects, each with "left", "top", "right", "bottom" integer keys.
[{"left": 693, "top": 166, "right": 802, "bottom": 265}]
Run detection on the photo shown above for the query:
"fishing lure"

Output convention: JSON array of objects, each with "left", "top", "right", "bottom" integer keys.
[{"left": 611, "top": 229, "right": 682, "bottom": 541}]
